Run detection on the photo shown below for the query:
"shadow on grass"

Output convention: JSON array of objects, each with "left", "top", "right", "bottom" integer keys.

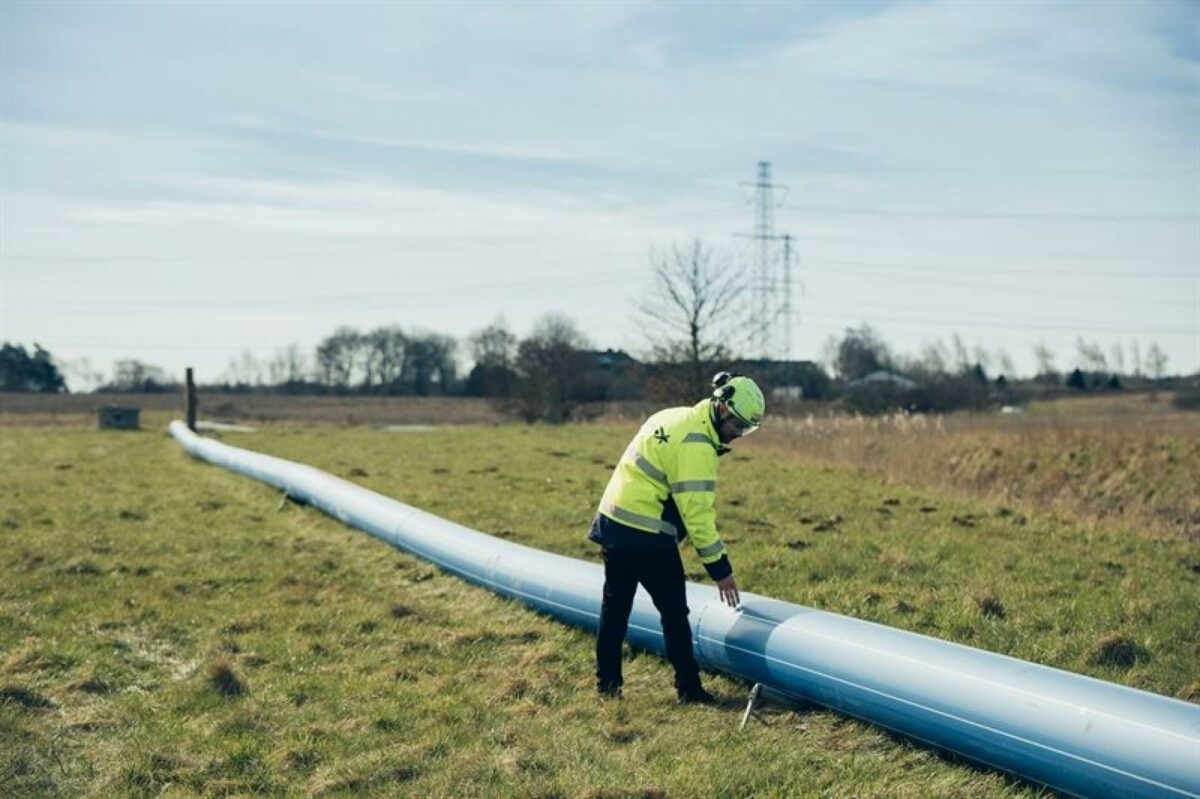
[{"left": 738, "top": 684, "right": 1063, "bottom": 798}]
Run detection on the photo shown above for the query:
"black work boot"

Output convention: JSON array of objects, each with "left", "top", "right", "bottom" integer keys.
[
  {"left": 597, "top": 681, "right": 622, "bottom": 699},
  {"left": 677, "top": 686, "right": 717, "bottom": 705}
]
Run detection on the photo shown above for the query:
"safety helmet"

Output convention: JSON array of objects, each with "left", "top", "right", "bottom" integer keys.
[{"left": 711, "top": 372, "right": 765, "bottom": 434}]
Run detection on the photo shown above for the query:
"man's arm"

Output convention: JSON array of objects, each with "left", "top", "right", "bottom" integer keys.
[{"left": 671, "top": 444, "right": 733, "bottom": 585}]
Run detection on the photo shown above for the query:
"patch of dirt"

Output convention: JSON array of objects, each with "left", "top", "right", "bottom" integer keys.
[
  {"left": 812, "top": 515, "right": 843, "bottom": 533},
  {"left": 1089, "top": 635, "right": 1150, "bottom": 669},
  {"left": 0, "top": 685, "right": 54, "bottom": 710},
  {"left": 208, "top": 657, "right": 247, "bottom": 697}
]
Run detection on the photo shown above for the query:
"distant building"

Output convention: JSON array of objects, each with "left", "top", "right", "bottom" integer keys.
[
  {"left": 585, "top": 349, "right": 638, "bottom": 371},
  {"left": 732, "top": 359, "right": 831, "bottom": 401},
  {"left": 845, "top": 370, "right": 917, "bottom": 391},
  {"left": 581, "top": 349, "right": 641, "bottom": 400},
  {"left": 573, "top": 353, "right": 835, "bottom": 403}
]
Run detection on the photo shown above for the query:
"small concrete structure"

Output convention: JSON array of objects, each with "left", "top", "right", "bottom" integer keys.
[{"left": 97, "top": 406, "right": 140, "bottom": 430}]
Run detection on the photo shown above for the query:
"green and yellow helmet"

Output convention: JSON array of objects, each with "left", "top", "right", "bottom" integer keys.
[{"left": 711, "top": 372, "right": 765, "bottom": 433}]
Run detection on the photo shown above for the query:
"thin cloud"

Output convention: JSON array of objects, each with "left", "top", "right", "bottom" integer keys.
[{"left": 1, "top": 2, "right": 1196, "bottom": 378}]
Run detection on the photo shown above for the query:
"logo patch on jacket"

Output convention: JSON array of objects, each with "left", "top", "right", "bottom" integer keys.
[{"left": 653, "top": 427, "right": 670, "bottom": 444}]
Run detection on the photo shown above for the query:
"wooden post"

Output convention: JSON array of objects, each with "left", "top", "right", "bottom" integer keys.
[{"left": 185, "top": 367, "right": 197, "bottom": 432}]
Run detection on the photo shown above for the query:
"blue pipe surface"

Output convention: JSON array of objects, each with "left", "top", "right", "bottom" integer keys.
[{"left": 168, "top": 422, "right": 1199, "bottom": 798}]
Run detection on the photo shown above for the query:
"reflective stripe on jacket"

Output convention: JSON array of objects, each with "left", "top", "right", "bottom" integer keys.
[{"left": 598, "top": 399, "right": 727, "bottom": 566}]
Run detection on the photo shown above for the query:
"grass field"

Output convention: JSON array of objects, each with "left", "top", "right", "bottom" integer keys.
[
  {"left": 765, "top": 393, "right": 1200, "bottom": 541},
  {"left": 2, "top": 405, "right": 1198, "bottom": 797}
]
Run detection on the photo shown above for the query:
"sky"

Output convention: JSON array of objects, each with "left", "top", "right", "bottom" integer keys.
[{"left": 1, "top": 0, "right": 1197, "bottom": 388}]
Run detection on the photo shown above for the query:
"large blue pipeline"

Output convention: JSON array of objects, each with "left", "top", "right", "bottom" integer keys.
[{"left": 168, "top": 421, "right": 1199, "bottom": 797}]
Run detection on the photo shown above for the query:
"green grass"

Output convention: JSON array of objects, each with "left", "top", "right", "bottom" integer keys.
[{"left": 1, "top": 420, "right": 1197, "bottom": 797}]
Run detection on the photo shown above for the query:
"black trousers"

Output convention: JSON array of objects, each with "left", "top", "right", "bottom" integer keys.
[{"left": 595, "top": 545, "right": 703, "bottom": 694}]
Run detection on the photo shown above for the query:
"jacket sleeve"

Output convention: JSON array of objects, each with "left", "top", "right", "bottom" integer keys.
[{"left": 672, "top": 442, "right": 731, "bottom": 580}]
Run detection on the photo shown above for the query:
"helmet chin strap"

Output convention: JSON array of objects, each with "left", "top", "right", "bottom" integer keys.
[{"left": 711, "top": 400, "right": 737, "bottom": 444}]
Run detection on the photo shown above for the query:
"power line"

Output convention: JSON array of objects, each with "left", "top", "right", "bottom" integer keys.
[
  {"left": 785, "top": 203, "right": 1198, "bottom": 223},
  {"left": 6, "top": 206, "right": 1193, "bottom": 270},
  {"left": 805, "top": 263, "right": 1194, "bottom": 308},
  {"left": 787, "top": 232, "right": 1196, "bottom": 269},
  {"left": 799, "top": 309, "right": 1194, "bottom": 337},
  {"left": 6, "top": 268, "right": 650, "bottom": 312},
  {"left": 735, "top": 161, "right": 795, "bottom": 359},
  {"left": 812, "top": 257, "right": 1196, "bottom": 280},
  {"left": 1, "top": 203, "right": 748, "bottom": 262},
  {"left": 11, "top": 257, "right": 1186, "bottom": 315},
  {"left": 808, "top": 294, "right": 1195, "bottom": 331}
]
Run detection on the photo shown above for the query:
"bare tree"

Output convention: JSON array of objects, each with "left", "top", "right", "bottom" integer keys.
[
  {"left": 403, "top": 331, "right": 457, "bottom": 395},
  {"left": 820, "top": 335, "right": 840, "bottom": 377},
  {"left": 283, "top": 343, "right": 308, "bottom": 384},
  {"left": 971, "top": 344, "right": 993, "bottom": 373},
  {"left": 469, "top": 317, "right": 518, "bottom": 369},
  {"left": 61, "top": 356, "right": 105, "bottom": 393},
  {"left": 832, "top": 324, "right": 892, "bottom": 380},
  {"left": 996, "top": 349, "right": 1016, "bottom": 378},
  {"left": 512, "top": 313, "right": 591, "bottom": 422},
  {"left": 315, "top": 326, "right": 362, "bottom": 389},
  {"left": 265, "top": 344, "right": 309, "bottom": 387},
  {"left": 466, "top": 317, "right": 518, "bottom": 398},
  {"left": 913, "top": 339, "right": 950, "bottom": 377},
  {"left": 1108, "top": 342, "right": 1126, "bottom": 377},
  {"left": 1076, "top": 337, "right": 1107, "bottom": 372},
  {"left": 1130, "top": 340, "right": 1143, "bottom": 377},
  {"left": 223, "top": 350, "right": 266, "bottom": 387},
  {"left": 105, "top": 359, "right": 171, "bottom": 392},
  {"left": 637, "top": 239, "right": 746, "bottom": 399},
  {"left": 951, "top": 334, "right": 971, "bottom": 374},
  {"left": 1145, "top": 343, "right": 1168, "bottom": 381},
  {"left": 364, "top": 326, "right": 407, "bottom": 391},
  {"left": 267, "top": 349, "right": 289, "bottom": 386},
  {"left": 1033, "top": 341, "right": 1057, "bottom": 383}
]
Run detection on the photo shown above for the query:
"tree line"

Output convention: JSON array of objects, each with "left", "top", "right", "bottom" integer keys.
[
  {"left": 1, "top": 238, "right": 1191, "bottom": 417},
  {"left": 823, "top": 325, "right": 1178, "bottom": 414},
  {"left": 4, "top": 320, "right": 1187, "bottom": 417}
]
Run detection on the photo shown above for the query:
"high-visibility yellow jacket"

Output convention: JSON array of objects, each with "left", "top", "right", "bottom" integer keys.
[{"left": 594, "top": 399, "right": 732, "bottom": 580}]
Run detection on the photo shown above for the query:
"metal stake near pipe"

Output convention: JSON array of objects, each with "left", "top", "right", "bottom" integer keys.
[{"left": 739, "top": 683, "right": 763, "bottom": 731}]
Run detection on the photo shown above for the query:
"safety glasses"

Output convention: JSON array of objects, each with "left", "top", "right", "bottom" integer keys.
[{"left": 722, "top": 410, "right": 760, "bottom": 438}]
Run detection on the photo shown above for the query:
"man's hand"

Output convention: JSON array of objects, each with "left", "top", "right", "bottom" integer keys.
[{"left": 717, "top": 575, "right": 740, "bottom": 608}]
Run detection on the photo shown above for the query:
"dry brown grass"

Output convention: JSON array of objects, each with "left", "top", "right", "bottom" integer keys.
[{"left": 752, "top": 393, "right": 1200, "bottom": 540}]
